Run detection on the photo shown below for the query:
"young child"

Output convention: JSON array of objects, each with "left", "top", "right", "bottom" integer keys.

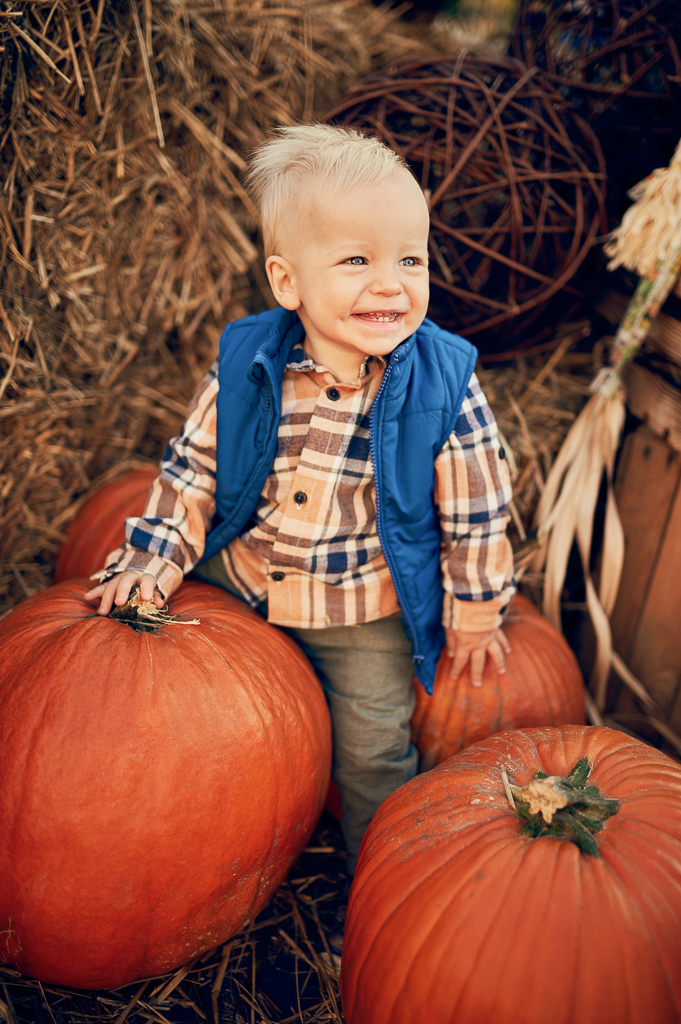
[{"left": 86, "top": 124, "right": 514, "bottom": 876}]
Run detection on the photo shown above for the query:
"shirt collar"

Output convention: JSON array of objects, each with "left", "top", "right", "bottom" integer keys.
[{"left": 286, "top": 342, "right": 385, "bottom": 382}]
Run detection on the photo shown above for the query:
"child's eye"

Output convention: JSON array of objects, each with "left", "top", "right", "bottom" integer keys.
[
  {"left": 345, "top": 257, "right": 367, "bottom": 266},
  {"left": 400, "top": 257, "right": 420, "bottom": 267}
]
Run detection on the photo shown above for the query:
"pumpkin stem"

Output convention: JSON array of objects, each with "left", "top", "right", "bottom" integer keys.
[
  {"left": 509, "top": 758, "right": 620, "bottom": 857},
  {"left": 109, "top": 586, "right": 200, "bottom": 633}
]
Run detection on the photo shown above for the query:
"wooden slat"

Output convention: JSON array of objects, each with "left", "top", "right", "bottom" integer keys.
[
  {"left": 625, "top": 363, "right": 681, "bottom": 453},
  {"left": 610, "top": 425, "right": 681, "bottom": 715},
  {"left": 628, "top": 478, "right": 681, "bottom": 714},
  {"left": 610, "top": 426, "right": 681, "bottom": 665}
]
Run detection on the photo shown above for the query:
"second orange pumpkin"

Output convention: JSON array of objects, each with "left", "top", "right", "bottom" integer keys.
[{"left": 412, "top": 594, "right": 585, "bottom": 770}]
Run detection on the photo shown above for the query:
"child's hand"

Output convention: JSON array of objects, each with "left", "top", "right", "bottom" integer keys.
[
  {"left": 84, "top": 571, "right": 165, "bottom": 617},
  {"left": 444, "top": 626, "right": 511, "bottom": 687}
]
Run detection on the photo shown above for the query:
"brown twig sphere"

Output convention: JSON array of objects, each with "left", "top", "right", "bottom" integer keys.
[
  {"left": 510, "top": 0, "right": 681, "bottom": 121},
  {"left": 509, "top": 0, "right": 681, "bottom": 225},
  {"left": 326, "top": 56, "right": 607, "bottom": 354}
]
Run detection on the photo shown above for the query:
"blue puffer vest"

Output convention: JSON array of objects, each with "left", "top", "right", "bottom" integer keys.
[{"left": 201, "top": 307, "right": 477, "bottom": 693}]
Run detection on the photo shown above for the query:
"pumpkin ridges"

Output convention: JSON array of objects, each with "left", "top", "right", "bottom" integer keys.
[
  {"left": 507, "top": 614, "right": 578, "bottom": 725},
  {"left": 579, "top": 852, "right": 644, "bottom": 1022},
  {"left": 351, "top": 832, "right": 522, "bottom": 1024},
  {"left": 399, "top": 862, "right": 509, "bottom": 1024},
  {"left": 516, "top": 624, "right": 564, "bottom": 722},
  {"left": 355, "top": 832, "right": 572, "bottom": 1024},
  {"left": 593, "top": 744, "right": 681, "bottom": 795},
  {"left": 428, "top": 839, "right": 537, "bottom": 1024},
  {"left": 602, "top": 842, "right": 681, "bottom": 1018},
  {"left": 0, "top": 580, "right": 331, "bottom": 987},
  {"left": 342, "top": 726, "right": 681, "bottom": 1024},
  {"left": 354, "top": 776, "right": 510, "bottom": 882},
  {"left": 454, "top": 841, "right": 567, "bottom": 1023},
  {"left": 412, "top": 596, "right": 585, "bottom": 767}
]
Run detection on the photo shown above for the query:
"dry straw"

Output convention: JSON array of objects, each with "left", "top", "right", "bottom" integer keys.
[{"left": 0, "top": 0, "right": 429, "bottom": 618}]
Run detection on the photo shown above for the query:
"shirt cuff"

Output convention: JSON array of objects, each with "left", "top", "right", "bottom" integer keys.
[
  {"left": 89, "top": 546, "right": 184, "bottom": 599},
  {"left": 443, "top": 593, "right": 512, "bottom": 632}
]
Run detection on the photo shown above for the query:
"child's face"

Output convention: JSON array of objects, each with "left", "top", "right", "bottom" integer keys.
[{"left": 266, "top": 170, "right": 430, "bottom": 375}]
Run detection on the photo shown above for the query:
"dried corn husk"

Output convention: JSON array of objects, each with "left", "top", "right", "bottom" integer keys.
[
  {"left": 535, "top": 139, "right": 681, "bottom": 709},
  {"left": 533, "top": 385, "right": 624, "bottom": 705},
  {"left": 605, "top": 139, "right": 681, "bottom": 279}
]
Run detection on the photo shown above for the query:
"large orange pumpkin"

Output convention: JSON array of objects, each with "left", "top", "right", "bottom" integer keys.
[
  {"left": 341, "top": 725, "right": 681, "bottom": 1024},
  {"left": 0, "top": 580, "right": 331, "bottom": 989},
  {"left": 54, "top": 466, "right": 158, "bottom": 582},
  {"left": 411, "top": 593, "right": 585, "bottom": 769}
]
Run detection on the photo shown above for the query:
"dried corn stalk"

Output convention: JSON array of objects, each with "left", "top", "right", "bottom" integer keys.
[
  {"left": 534, "top": 139, "right": 681, "bottom": 708},
  {"left": 605, "top": 138, "right": 681, "bottom": 279}
]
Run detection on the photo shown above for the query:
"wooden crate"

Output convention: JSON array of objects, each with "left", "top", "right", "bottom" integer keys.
[{"left": 610, "top": 425, "right": 681, "bottom": 728}]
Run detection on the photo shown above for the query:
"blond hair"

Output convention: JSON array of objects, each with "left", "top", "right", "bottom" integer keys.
[{"left": 247, "top": 123, "right": 409, "bottom": 255}]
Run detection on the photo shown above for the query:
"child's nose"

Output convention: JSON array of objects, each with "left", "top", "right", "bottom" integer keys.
[{"left": 370, "top": 264, "right": 403, "bottom": 295}]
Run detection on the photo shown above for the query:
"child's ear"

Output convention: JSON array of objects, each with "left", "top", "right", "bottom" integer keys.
[{"left": 266, "top": 255, "right": 301, "bottom": 310}]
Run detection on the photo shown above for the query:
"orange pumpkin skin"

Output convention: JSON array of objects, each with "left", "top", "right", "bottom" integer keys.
[
  {"left": 411, "top": 593, "right": 585, "bottom": 769},
  {"left": 0, "top": 580, "right": 331, "bottom": 989},
  {"left": 54, "top": 467, "right": 158, "bottom": 582},
  {"left": 341, "top": 725, "right": 681, "bottom": 1024}
]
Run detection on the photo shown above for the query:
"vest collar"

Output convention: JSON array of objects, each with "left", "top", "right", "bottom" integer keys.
[
  {"left": 247, "top": 308, "right": 305, "bottom": 388},
  {"left": 246, "top": 306, "right": 419, "bottom": 388}
]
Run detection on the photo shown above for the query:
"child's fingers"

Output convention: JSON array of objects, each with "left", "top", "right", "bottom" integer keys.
[
  {"left": 497, "top": 628, "right": 512, "bottom": 654},
  {"left": 138, "top": 573, "right": 162, "bottom": 605},
  {"left": 83, "top": 578, "right": 117, "bottom": 614},
  {"left": 448, "top": 645, "right": 469, "bottom": 681},
  {"left": 487, "top": 636, "right": 507, "bottom": 676},
  {"left": 95, "top": 581, "right": 117, "bottom": 616},
  {"left": 469, "top": 647, "right": 486, "bottom": 687},
  {"left": 91, "top": 572, "right": 163, "bottom": 616},
  {"left": 98, "top": 571, "right": 139, "bottom": 615},
  {"left": 99, "top": 576, "right": 130, "bottom": 616}
]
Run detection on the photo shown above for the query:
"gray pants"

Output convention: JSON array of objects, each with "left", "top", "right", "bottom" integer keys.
[{"left": 190, "top": 554, "right": 418, "bottom": 873}]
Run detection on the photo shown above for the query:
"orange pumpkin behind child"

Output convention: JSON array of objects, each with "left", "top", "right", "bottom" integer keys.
[
  {"left": 411, "top": 593, "right": 585, "bottom": 770},
  {"left": 54, "top": 466, "right": 158, "bottom": 583}
]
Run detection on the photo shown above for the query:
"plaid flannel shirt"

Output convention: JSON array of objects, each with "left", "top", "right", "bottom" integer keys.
[{"left": 98, "top": 345, "right": 514, "bottom": 632}]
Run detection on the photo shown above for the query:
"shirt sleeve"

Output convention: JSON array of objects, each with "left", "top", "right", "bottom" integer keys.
[
  {"left": 90, "top": 360, "right": 219, "bottom": 597},
  {"left": 434, "top": 372, "right": 515, "bottom": 632}
]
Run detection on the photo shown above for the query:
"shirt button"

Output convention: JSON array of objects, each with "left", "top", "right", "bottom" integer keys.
[
  {"left": 327, "top": 387, "right": 340, "bottom": 401},
  {"left": 294, "top": 490, "right": 307, "bottom": 505},
  {"left": 499, "top": 447, "right": 506, "bottom": 460},
  {"left": 271, "top": 572, "right": 285, "bottom": 582}
]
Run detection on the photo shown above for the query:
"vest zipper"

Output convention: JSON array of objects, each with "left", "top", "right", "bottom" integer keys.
[
  {"left": 370, "top": 357, "right": 424, "bottom": 665},
  {"left": 262, "top": 366, "right": 271, "bottom": 417}
]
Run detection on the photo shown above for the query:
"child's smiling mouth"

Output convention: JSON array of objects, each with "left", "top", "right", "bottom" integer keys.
[{"left": 354, "top": 311, "right": 403, "bottom": 324}]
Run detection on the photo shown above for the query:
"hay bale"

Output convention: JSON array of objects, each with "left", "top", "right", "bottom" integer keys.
[{"left": 0, "top": 0, "right": 429, "bottom": 616}]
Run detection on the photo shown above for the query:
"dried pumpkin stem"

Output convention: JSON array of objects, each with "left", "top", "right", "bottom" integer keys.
[
  {"left": 109, "top": 586, "right": 199, "bottom": 633},
  {"left": 509, "top": 758, "right": 620, "bottom": 857}
]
